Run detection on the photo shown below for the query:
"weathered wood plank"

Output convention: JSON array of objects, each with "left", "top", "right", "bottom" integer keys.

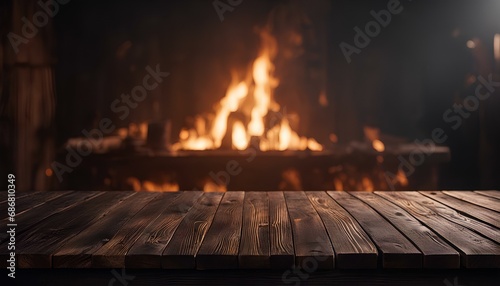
[
  {"left": 0, "top": 191, "right": 69, "bottom": 220},
  {"left": 328, "top": 191, "right": 422, "bottom": 269},
  {"left": 351, "top": 192, "right": 460, "bottom": 269},
  {"left": 420, "top": 191, "right": 500, "bottom": 229},
  {"left": 473, "top": 190, "right": 500, "bottom": 200},
  {"left": 159, "top": 192, "right": 222, "bottom": 269},
  {"left": 92, "top": 192, "right": 202, "bottom": 268},
  {"left": 238, "top": 192, "right": 270, "bottom": 269},
  {"left": 0, "top": 191, "right": 31, "bottom": 203},
  {"left": 376, "top": 191, "right": 500, "bottom": 268},
  {"left": 395, "top": 192, "right": 500, "bottom": 244},
  {"left": 4, "top": 191, "right": 135, "bottom": 268},
  {"left": 306, "top": 191, "right": 378, "bottom": 269},
  {"left": 126, "top": 191, "right": 205, "bottom": 269},
  {"left": 443, "top": 191, "right": 500, "bottom": 213},
  {"left": 52, "top": 192, "right": 166, "bottom": 268},
  {"left": 284, "top": 191, "right": 335, "bottom": 269},
  {"left": 196, "top": 192, "right": 244, "bottom": 270},
  {"left": 0, "top": 191, "right": 101, "bottom": 244},
  {"left": 268, "top": 191, "right": 294, "bottom": 269}
]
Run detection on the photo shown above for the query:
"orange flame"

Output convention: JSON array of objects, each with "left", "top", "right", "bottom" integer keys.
[
  {"left": 127, "top": 177, "right": 179, "bottom": 192},
  {"left": 232, "top": 121, "right": 248, "bottom": 150},
  {"left": 174, "top": 28, "right": 322, "bottom": 152}
]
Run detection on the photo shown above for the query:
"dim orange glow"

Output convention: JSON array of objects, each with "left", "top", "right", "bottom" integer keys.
[
  {"left": 203, "top": 181, "right": 227, "bottom": 192},
  {"left": 362, "top": 176, "right": 374, "bottom": 192},
  {"left": 329, "top": 133, "right": 338, "bottom": 143},
  {"left": 397, "top": 169, "right": 409, "bottom": 186},
  {"left": 127, "top": 177, "right": 179, "bottom": 192},
  {"left": 318, "top": 91, "right": 328, "bottom": 107},
  {"left": 334, "top": 178, "right": 343, "bottom": 191},
  {"left": 45, "top": 168, "right": 53, "bottom": 177},
  {"left": 117, "top": 128, "right": 128, "bottom": 139},
  {"left": 372, "top": 139, "right": 385, "bottom": 152},
  {"left": 376, "top": 155, "right": 384, "bottom": 163}
]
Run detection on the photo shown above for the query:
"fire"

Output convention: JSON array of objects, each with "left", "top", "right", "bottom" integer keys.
[
  {"left": 126, "top": 177, "right": 179, "bottom": 192},
  {"left": 174, "top": 28, "right": 322, "bottom": 152},
  {"left": 278, "top": 119, "right": 292, "bottom": 150},
  {"left": 203, "top": 181, "right": 227, "bottom": 193},
  {"left": 232, "top": 121, "right": 248, "bottom": 150},
  {"left": 213, "top": 82, "right": 248, "bottom": 148}
]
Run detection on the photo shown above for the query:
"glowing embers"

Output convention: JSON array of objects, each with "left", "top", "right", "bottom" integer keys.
[{"left": 126, "top": 177, "right": 179, "bottom": 192}]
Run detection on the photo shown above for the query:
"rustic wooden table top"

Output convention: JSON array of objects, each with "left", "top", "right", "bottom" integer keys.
[{"left": 1, "top": 190, "right": 499, "bottom": 270}]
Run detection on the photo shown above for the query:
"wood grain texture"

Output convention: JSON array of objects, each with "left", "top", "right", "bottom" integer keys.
[
  {"left": 474, "top": 190, "right": 500, "bottom": 200},
  {"left": 443, "top": 191, "right": 500, "bottom": 212},
  {"left": 238, "top": 192, "right": 270, "bottom": 269},
  {"left": 126, "top": 191, "right": 205, "bottom": 269},
  {"left": 420, "top": 191, "right": 500, "bottom": 229},
  {"left": 284, "top": 191, "right": 335, "bottom": 269},
  {"left": 306, "top": 191, "right": 378, "bottom": 269},
  {"left": 376, "top": 191, "right": 500, "bottom": 268},
  {"left": 0, "top": 191, "right": 101, "bottom": 244},
  {"left": 52, "top": 192, "right": 166, "bottom": 268},
  {"left": 0, "top": 191, "right": 32, "bottom": 203},
  {"left": 328, "top": 191, "right": 422, "bottom": 269},
  {"left": 0, "top": 191, "right": 68, "bottom": 220},
  {"left": 394, "top": 192, "right": 500, "bottom": 244},
  {"left": 92, "top": 192, "right": 201, "bottom": 268},
  {"left": 268, "top": 191, "right": 294, "bottom": 269},
  {"left": 351, "top": 192, "right": 460, "bottom": 269},
  {"left": 196, "top": 192, "right": 244, "bottom": 269},
  {"left": 2, "top": 191, "right": 498, "bottom": 270},
  {"left": 158, "top": 192, "right": 221, "bottom": 269},
  {"left": 7, "top": 192, "right": 135, "bottom": 268}
]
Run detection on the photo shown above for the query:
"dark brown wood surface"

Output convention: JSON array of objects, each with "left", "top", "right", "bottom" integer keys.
[
  {"left": 328, "top": 191, "right": 422, "bottom": 268},
  {"left": 52, "top": 192, "right": 164, "bottom": 268},
  {"left": 376, "top": 191, "right": 500, "bottom": 268},
  {"left": 2, "top": 190, "right": 499, "bottom": 270},
  {"left": 394, "top": 192, "right": 500, "bottom": 244},
  {"left": 91, "top": 192, "right": 197, "bottom": 268},
  {"left": 0, "top": 191, "right": 101, "bottom": 244},
  {"left": 351, "top": 192, "right": 460, "bottom": 268},
  {"left": 443, "top": 191, "right": 500, "bottom": 212},
  {"left": 420, "top": 191, "right": 500, "bottom": 229},
  {"left": 196, "top": 192, "right": 245, "bottom": 269},
  {"left": 160, "top": 192, "right": 221, "bottom": 269},
  {"left": 238, "top": 192, "right": 270, "bottom": 268},
  {"left": 3, "top": 192, "right": 134, "bottom": 268},
  {"left": 474, "top": 190, "right": 500, "bottom": 200},
  {"left": 0, "top": 191, "right": 32, "bottom": 203},
  {"left": 126, "top": 191, "right": 204, "bottom": 268},
  {"left": 268, "top": 191, "right": 294, "bottom": 269},
  {"left": 284, "top": 191, "right": 335, "bottom": 269},
  {"left": 306, "top": 191, "right": 378, "bottom": 269},
  {"left": 0, "top": 191, "right": 69, "bottom": 220}
]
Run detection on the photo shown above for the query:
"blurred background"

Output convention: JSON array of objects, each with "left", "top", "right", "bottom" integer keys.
[{"left": 1, "top": 0, "right": 499, "bottom": 192}]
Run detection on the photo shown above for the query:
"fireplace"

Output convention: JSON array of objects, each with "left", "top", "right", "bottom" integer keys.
[{"left": 43, "top": 0, "right": 456, "bottom": 193}]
